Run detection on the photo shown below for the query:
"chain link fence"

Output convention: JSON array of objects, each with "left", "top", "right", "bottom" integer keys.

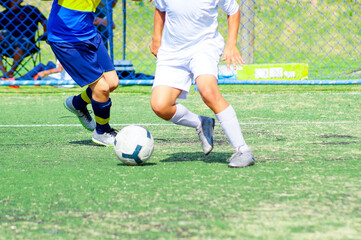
[{"left": 1, "top": 0, "right": 360, "bottom": 82}]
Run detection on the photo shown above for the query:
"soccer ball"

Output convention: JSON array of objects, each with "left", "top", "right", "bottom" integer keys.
[{"left": 114, "top": 125, "right": 154, "bottom": 165}]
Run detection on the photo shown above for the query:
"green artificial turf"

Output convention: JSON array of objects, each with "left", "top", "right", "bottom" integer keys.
[{"left": 0, "top": 85, "right": 360, "bottom": 239}]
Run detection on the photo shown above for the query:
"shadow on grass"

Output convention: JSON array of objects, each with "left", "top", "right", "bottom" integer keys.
[
  {"left": 68, "top": 139, "right": 97, "bottom": 146},
  {"left": 161, "top": 151, "right": 230, "bottom": 164},
  {"left": 155, "top": 138, "right": 229, "bottom": 146},
  {"left": 117, "top": 162, "right": 157, "bottom": 167},
  {"left": 116, "top": 152, "right": 230, "bottom": 167}
]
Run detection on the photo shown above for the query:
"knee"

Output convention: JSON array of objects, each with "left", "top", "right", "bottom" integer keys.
[
  {"left": 200, "top": 88, "right": 219, "bottom": 105},
  {"left": 93, "top": 83, "right": 110, "bottom": 97},
  {"left": 151, "top": 100, "right": 167, "bottom": 117},
  {"left": 108, "top": 78, "right": 119, "bottom": 92},
  {"left": 104, "top": 71, "right": 119, "bottom": 92},
  {"left": 150, "top": 98, "right": 172, "bottom": 119}
]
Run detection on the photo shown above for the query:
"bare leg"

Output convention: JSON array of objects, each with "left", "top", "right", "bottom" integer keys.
[
  {"left": 196, "top": 74, "right": 229, "bottom": 114},
  {"left": 150, "top": 86, "right": 183, "bottom": 120},
  {"left": 197, "top": 74, "right": 249, "bottom": 151},
  {"left": 88, "top": 72, "right": 119, "bottom": 146},
  {"left": 89, "top": 69, "right": 119, "bottom": 102},
  {"left": 103, "top": 70, "right": 119, "bottom": 93}
]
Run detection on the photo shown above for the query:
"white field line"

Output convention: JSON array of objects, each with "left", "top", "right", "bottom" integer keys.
[
  {"left": 1, "top": 121, "right": 361, "bottom": 128},
  {"left": 222, "top": 92, "right": 361, "bottom": 97}
]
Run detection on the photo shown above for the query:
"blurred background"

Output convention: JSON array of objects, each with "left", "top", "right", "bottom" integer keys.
[{"left": 1, "top": 0, "right": 360, "bottom": 81}]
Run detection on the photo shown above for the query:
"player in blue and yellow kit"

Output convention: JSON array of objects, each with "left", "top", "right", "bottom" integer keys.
[{"left": 47, "top": 0, "right": 119, "bottom": 147}]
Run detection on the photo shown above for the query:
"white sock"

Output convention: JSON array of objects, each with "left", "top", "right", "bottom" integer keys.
[
  {"left": 168, "top": 103, "right": 200, "bottom": 128},
  {"left": 215, "top": 105, "right": 249, "bottom": 152}
]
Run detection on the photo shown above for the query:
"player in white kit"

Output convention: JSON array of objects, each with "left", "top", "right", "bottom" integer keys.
[{"left": 149, "top": 0, "right": 255, "bottom": 168}]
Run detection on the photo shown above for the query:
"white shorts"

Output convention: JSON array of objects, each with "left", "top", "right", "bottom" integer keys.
[{"left": 153, "top": 50, "right": 220, "bottom": 99}]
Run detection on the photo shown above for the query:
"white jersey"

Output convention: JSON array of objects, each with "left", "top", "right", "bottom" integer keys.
[{"left": 155, "top": 0, "right": 239, "bottom": 64}]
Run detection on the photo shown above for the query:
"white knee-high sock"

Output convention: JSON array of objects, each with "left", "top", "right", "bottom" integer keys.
[
  {"left": 215, "top": 105, "right": 249, "bottom": 152},
  {"left": 168, "top": 103, "right": 200, "bottom": 128}
]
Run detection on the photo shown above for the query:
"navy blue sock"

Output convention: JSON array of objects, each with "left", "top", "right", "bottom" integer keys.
[
  {"left": 72, "top": 87, "right": 92, "bottom": 110},
  {"left": 91, "top": 98, "right": 112, "bottom": 134}
]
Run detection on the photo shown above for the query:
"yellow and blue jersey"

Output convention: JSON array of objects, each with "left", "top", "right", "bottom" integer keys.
[
  {"left": 48, "top": 0, "right": 102, "bottom": 42},
  {"left": 57, "top": 0, "right": 101, "bottom": 12}
]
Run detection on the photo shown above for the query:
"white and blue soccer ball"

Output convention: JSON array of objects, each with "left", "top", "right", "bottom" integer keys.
[{"left": 114, "top": 125, "right": 154, "bottom": 165}]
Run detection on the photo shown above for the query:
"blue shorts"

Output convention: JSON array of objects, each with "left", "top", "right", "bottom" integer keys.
[{"left": 48, "top": 34, "right": 115, "bottom": 87}]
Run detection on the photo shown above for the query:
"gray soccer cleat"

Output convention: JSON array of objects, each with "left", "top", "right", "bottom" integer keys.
[
  {"left": 64, "top": 96, "right": 96, "bottom": 131},
  {"left": 196, "top": 116, "right": 215, "bottom": 155},
  {"left": 92, "top": 128, "right": 118, "bottom": 147},
  {"left": 228, "top": 149, "right": 255, "bottom": 168}
]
